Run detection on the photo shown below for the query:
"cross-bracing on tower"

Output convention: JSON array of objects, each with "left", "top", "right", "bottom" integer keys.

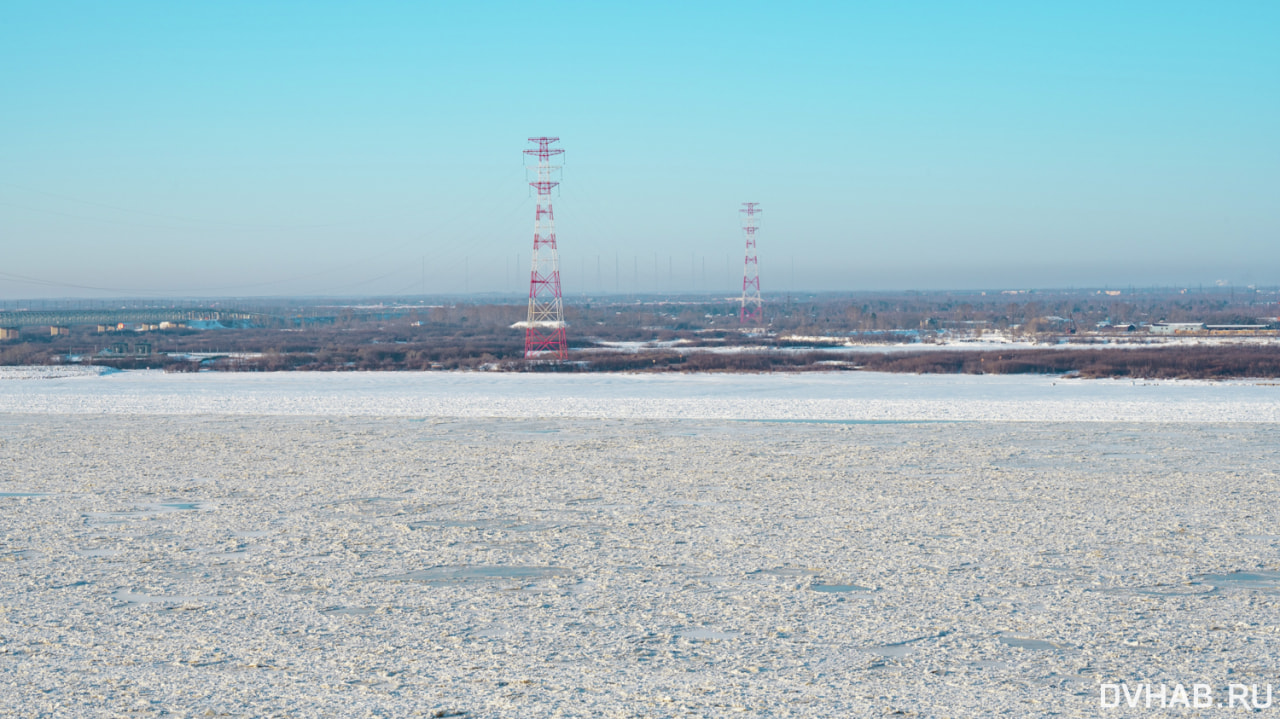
[
  {"left": 740, "top": 202, "right": 763, "bottom": 324},
  {"left": 522, "top": 137, "right": 568, "bottom": 359}
]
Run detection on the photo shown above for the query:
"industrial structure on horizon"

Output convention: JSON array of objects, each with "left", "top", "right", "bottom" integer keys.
[
  {"left": 739, "top": 202, "right": 763, "bottom": 324},
  {"left": 520, "top": 137, "right": 568, "bottom": 360}
]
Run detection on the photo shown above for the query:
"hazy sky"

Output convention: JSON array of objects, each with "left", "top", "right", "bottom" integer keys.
[{"left": 2, "top": 1, "right": 1277, "bottom": 297}]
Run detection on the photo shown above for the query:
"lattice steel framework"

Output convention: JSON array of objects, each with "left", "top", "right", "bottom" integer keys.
[
  {"left": 739, "top": 202, "right": 763, "bottom": 324},
  {"left": 523, "top": 137, "right": 568, "bottom": 359}
]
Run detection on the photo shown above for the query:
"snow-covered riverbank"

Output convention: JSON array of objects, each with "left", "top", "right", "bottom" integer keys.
[{"left": 0, "top": 368, "right": 1277, "bottom": 422}]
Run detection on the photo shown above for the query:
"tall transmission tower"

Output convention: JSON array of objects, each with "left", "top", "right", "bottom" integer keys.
[
  {"left": 739, "top": 202, "right": 763, "bottom": 324},
  {"left": 522, "top": 137, "right": 568, "bottom": 359}
]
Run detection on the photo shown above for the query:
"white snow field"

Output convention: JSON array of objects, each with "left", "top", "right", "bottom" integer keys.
[
  {"left": 0, "top": 367, "right": 1279, "bottom": 422},
  {"left": 1, "top": 370, "right": 1279, "bottom": 716}
]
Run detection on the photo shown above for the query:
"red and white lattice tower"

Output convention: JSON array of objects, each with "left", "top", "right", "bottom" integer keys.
[
  {"left": 523, "top": 137, "right": 568, "bottom": 359},
  {"left": 739, "top": 202, "right": 763, "bottom": 324}
]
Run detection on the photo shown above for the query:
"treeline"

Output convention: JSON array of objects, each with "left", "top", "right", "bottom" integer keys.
[
  {"left": 549, "top": 346, "right": 1280, "bottom": 378},
  {"left": 190, "top": 345, "right": 1280, "bottom": 379},
  {"left": 2, "top": 291, "right": 1277, "bottom": 378},
  {"left": 855, "top": 347, "right": 1280, "bottom": 379},
  {"left": 179, "top": 338, "right": 525, "bottom": 372}
]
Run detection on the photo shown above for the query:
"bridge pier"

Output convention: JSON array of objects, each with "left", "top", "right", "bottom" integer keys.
[
  {"left": 50, "top": 327, "right": 69, "bottom": 336},
  {"left": 0, "top": 329, "right": 18, "bottom": 340}
]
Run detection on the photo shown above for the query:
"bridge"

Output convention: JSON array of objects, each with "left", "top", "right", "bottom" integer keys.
[{"left": 0, "top": 308, "right": 262, "bottom": 330}]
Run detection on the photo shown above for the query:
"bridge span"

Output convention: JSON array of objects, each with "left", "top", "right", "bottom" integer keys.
[{"left": 0, "top": 308, "right": 262, "bottom": 330}]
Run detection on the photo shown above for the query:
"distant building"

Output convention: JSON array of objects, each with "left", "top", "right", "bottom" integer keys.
[
  {"left": 1151, "top": 322, "right": 1276, "bottom": 335},
  {"left": 1097, "top": 321, "right": 1136, "bottom": 331},
  {"left": 1149, "top": 322, "right": 1205, "bottom": 335},
  {"left": 1205, "top": 324, "right": 1274, "bottom": 335}
]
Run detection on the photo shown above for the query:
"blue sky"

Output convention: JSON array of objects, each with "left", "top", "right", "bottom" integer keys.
[{"left": 1, "top": 1, "right": 1276, "bottom": 297}]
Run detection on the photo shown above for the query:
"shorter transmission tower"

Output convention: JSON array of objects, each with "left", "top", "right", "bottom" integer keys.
[
  {"left": 739, "top": 202, "right": 762, "bottom": 324},
  {"left": 522, "top": 137, "right": 568, "bottom": 359}
]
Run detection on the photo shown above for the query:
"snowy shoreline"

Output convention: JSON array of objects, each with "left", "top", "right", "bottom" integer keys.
[{"left": 0, "top": 367, "right": 1277, "bottom": 422}]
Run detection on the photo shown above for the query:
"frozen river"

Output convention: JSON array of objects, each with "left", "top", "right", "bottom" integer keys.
[{"left": 1, "top": 369, "right": 1279, "bottom": 716}]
